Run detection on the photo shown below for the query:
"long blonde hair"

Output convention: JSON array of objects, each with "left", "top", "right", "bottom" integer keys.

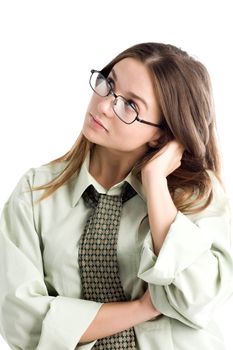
[{"left": 33, "top": 42, "right": 222, "bottom": 214}]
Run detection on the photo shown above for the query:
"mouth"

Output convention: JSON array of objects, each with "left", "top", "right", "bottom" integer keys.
[{"left": 90, "top": 113, "right": 108, "bottom": 131}]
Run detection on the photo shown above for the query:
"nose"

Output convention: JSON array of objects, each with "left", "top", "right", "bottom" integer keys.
[{"left": 96, "top": 93, "right": 115, "bottom": 118}]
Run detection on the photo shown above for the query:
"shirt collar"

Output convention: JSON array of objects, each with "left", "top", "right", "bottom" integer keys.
[{"left": 70, "top": 151, "right": 146, "bottom": 207}]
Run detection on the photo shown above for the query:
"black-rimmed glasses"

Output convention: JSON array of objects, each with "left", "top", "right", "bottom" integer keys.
[{"left": 89, "top": 70, "right": 163, "bottom": 128}]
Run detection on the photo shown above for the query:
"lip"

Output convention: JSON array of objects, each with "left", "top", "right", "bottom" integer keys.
[{"left": 90, "top": 113, "right": 108, "bottom": 131}]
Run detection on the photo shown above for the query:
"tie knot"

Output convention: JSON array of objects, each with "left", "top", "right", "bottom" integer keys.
[{"left": 82, "top": 182, "right": 136, "bottom": 208}]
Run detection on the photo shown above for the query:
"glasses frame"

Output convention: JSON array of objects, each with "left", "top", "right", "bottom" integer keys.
[{"left": 89, "top": 69, "right": 164, "bottom": 129}]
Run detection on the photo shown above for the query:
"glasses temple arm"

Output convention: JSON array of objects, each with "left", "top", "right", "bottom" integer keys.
[{"left": 136, "top": 116, "right": 164, "bottom": 129}]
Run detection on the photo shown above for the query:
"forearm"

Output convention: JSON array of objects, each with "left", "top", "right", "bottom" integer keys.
[
  {"left": 80, "top": 298, "right": 158, "bottom": 343},
  {"left": 144, "top": 176, "right": 178, "bottom": 255}
]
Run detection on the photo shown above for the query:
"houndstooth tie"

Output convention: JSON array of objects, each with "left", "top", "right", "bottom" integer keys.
[{"left": 78, "top": 182, "right": 137, "bottom": 349}]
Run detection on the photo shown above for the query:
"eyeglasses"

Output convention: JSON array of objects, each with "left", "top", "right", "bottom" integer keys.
[{"left": 89, "top": 69, "right": 163, "bottom": 128}]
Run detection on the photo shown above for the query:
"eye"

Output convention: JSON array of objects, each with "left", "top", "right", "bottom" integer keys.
[
  {"left": 127, "top": 99, "right": 138, "bottom": 111},
  {"left": 107, "top": 76, "right": 115, "bottom": 90}
]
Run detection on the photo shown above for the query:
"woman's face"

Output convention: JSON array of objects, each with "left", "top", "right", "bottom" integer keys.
[{"left": 82, "top": 57, "right": 162, "bottom": 158}]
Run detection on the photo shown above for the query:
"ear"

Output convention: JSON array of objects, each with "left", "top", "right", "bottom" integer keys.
[
  {"left": 147, "top": 129, "right": 164, "bottom": 148},
  {"left": 148, "top": 139, "right": 159, "bottom": 148},
  {"left": 148, "top": 131, "right": 173, "bottom": 149}
]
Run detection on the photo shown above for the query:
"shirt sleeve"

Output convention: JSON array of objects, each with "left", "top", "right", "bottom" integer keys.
[
  {"left": 0, "top": 172, "right": 103, "bottom": 350},
  {"left": 137, "top": 174, "right": 233, "bottom": 329}
]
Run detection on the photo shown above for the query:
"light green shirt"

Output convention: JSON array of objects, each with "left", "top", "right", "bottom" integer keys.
[{"left": 0, "top": 152, "right": 232, "bottom": 350}]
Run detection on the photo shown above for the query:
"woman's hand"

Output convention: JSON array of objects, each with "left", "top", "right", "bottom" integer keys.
[
  {"left": 141, "top": 140, "right": 184, "bottom": 183},
  {"left": 139, "top": 288, "right": 162, "bottom": 319}
]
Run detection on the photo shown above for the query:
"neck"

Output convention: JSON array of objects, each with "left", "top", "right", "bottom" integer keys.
[{"left": 89, "top": 145, "right": 146, "bottom": 189}]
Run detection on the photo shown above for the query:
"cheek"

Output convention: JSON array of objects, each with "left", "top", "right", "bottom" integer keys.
[
  {"left": 86, "top": 95, "right": 96, "bottom": 111},
  {"left": 114, "top": 125, "right": 152, "bottom": 149}
]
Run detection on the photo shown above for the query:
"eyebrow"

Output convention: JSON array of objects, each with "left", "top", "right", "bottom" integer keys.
[{"left": 111, "top": 68, "right": 148, "bottom": 109}]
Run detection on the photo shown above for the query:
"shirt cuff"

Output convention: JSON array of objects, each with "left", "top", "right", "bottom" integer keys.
[
  {"left": 137, "top": 211, "right": 213, "bottom": 286},
  {"left": 37, "top": 296, "right": 103, "bottom": 350}
]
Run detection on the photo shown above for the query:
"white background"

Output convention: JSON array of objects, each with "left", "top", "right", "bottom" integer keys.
[{"left": 0, "top": 0, "right": 232, "bottom": 349}]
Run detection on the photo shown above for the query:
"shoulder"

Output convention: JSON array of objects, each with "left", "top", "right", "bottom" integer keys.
[
  {"left": 28, "top": 161, "right": 68, "bottom": 186},
  {"left": 206, "top": 170, "right": 229, "bottom": 207},
  {"left": 187, "top": 170, "right": 231, "bottom": 221},
  {"left": 7, "top": 161, "right": 68, "bottom": 203}
]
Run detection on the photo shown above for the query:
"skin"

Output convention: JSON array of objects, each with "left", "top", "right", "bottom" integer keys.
[
  {"left": 80, "top": 57, "right": 184, "bottom": 343},
  {"left": 82, "top": 57, "right": 163, "bottom": 188}
]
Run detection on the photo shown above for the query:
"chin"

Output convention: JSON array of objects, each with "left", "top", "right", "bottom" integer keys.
[{"left": 82, "top": 128, "right": 102, "bottom": 146}]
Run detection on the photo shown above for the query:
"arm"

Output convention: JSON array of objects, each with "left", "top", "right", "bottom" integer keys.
[
  {"left": 0, "top": 171, "right": 160, "bottom": 349},
  {"left": 0, "top": 219, "right": 158, "bottom": 350},
  {"left": 142, "top": 175, "right": 177, "bottom": 255},
  {"left": 0, "top": 173, "right": 103, "bottom": 350},
  {"left": 139, "top": 142, "right": 233, "bottom": 328},
  {"left": 80, "top": 289, "right": 160, "bottom": 343},
  {"left": 0, "top": 205, "right": 103, "bottom": 350},
  {"left": 141, "top": 140, "right": 181, "bottom": 255}
]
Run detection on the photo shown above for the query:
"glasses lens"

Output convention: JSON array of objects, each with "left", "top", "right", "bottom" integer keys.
[
  {"left": 113, "top": 97, "right": 137, "bottom": 124},
  {"left": 90, "top": 71, "right": 109, "bottom": 97}
]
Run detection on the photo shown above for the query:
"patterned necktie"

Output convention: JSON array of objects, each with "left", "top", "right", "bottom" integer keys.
[{"left": 78, "top": 182, "right": 137, "bottom": 349}]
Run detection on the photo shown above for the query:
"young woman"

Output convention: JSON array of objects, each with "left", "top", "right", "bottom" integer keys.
[{"left": 0, "top": 42, "right": 232, "bottom": 350}]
